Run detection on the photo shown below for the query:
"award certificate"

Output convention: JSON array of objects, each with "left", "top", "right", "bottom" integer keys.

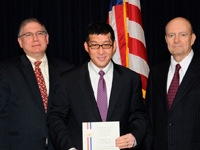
[{"left": 82, "top": 121, "right": 120, "bottom": 150}]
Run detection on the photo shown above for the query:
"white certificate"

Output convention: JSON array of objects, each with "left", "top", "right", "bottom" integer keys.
[{"left": 82, "top": 121, "right": 120, "bottom": 150}]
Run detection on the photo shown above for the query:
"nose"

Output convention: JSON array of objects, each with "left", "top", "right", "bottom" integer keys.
[
  {"left": 174, "top": 35, "right": 180, "bottom": 43},
  {"left": 98, "top": 46, "right": 104, "bottom": 54},
  {"left": 33, "top": 33, "right": 39, "bottom": 41}
]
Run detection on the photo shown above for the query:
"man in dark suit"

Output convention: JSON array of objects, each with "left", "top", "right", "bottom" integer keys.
[
  {"left": 144, "top": 17, "right": 200, "bottom": 150},
  {"left": 47, "top": 22, "right": 148, "bottom": 150},
  {"left": 0, "top": 18, "right": 73, "bottom": 150}
]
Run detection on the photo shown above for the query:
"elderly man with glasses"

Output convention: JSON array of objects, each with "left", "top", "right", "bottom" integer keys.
[{"left": 0, "top": 18, "right": 73, "bottom": 150}]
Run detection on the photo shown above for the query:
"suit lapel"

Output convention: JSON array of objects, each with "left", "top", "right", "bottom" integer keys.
[
  {"left": 170, "top": 56, "right": 200, "bottom": 112},
  {"left": 20, "top": 55, "right": 45, "bottom": 113},
  {"left": 79, "top": 63, "right": 102, "bottom": 120},
  {"left": 106, "top": 64, "right": 123, "bottom": 120}
]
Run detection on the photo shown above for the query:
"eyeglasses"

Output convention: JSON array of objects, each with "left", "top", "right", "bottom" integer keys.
[
  {"left": 19, "top": 31, "right": 47, "bottom": 39},
  {"left": 88, "top": 44, "right": 113, "bottom": 49}
]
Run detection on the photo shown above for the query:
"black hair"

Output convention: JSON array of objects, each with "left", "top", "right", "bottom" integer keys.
[{"left": 85, "top": 21, "right": 115, "bottom": 42}]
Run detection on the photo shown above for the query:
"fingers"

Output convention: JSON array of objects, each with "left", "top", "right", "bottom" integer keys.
[{"left": 115, "top": 133, "right": 135, "bottom": 149}]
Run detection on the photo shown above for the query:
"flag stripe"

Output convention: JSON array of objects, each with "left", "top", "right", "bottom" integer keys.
[
  {"left": 128, "top": 19, "right": 146, "bottom": 48},
  {"left": 114, "top": 5, "right": 127, "bottom": 66},
  {"left": 126, "top": 2, "right": 142, "bottom": 26},
  {"left": 128, "top": 37, "right": 147, "bottom": 61},
  {"left": 108, "top": 10, "right": 122, "bottom": 66},
  {"left": 140, "top": 74, "right": 148, "bottom": 93},
  {"left": 128, "top": 0, "right": 141, "bottom": 9},
  {"left": 128, "top": 54, "right": 149, "bottom": 78}
]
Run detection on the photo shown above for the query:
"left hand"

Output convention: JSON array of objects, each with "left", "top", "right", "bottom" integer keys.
[{"left": 115, "top": 133, "right": 135, "bottom": 149}]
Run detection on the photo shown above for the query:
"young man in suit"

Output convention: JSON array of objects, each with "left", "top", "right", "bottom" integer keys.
[
  {"left": 47, "top": 22, "right": 148, "bottom": 150},
  {"left": 0, "top": 18, "right": 73, "bottom": 150},
  {"left": 144, "top": 17, "right": 200, "bottom": 150}
]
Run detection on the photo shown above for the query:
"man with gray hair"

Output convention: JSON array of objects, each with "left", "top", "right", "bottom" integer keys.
[{"left": 0, "top": 18, "right": 73, "bottom": 150}]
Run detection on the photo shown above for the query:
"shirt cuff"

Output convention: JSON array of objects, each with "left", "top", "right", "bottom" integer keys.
[{"left": 69, "top": 148, "right": 77, "bottom": 150}]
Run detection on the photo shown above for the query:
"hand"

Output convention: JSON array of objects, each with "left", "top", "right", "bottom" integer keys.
[{"left": 115, "top": 133, "right": 135, "bottom": 149}]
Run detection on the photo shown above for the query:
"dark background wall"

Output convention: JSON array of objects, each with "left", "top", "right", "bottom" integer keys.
[{"left": 1, "top": 0, "right": 200, "bottom": 68}]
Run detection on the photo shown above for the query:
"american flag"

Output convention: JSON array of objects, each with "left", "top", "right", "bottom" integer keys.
[{"left": 108, "top": 0, "right": 149, "bottom": 99}]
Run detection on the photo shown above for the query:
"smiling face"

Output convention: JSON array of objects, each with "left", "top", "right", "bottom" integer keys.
[
  {"left": 165, "top": 17, "right": 196, "bottom": 62},
  {"left": 17, "top": 21, "right": 49, "bottom": 60},
  {"left": 84, "top": 33, "right": 116, "bottom": 70}
]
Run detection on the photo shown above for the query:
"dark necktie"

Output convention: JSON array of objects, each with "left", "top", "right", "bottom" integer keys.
[
  {"left": 34, "top": 61, "right": 48, "bottom": 113},
  {"left": 167, "top": 64, "right": 181, "bottom": 109},
  {"left": 97, "top": 70, "right": 108, "bottom": 121}
]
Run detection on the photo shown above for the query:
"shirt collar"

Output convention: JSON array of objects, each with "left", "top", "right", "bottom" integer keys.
[
  {"left": 26, "top": 54, "right": 47, "bottom": 67},
  {"left": 88, "top": 60, "right": 113, "bottom": 75},
  {"left": 170, "top": 50, "right": 194, "bottom": 72}
]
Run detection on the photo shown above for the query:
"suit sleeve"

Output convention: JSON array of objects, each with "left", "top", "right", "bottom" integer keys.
[
  {"left": 130, "top": 76, "right": 148, "bottom": 148},
  {"left": 143, "top": 71, "right": 153, "bottom": 150},
  {"left": 47, "top": 75, "right": 74, "bottom": 150},
  {"left": 0, "top": 63, "right": 10, "bottom": 150}
]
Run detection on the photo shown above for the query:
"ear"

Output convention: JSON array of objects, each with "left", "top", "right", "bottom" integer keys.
[
  {"left": 191, "top": 33, "right": 196, "bottom": 46},
  {"left": 84, "top": 42, "right": 89, "bottom": 53},
  {"left": 17, "top": 38, "right": 23, "bottom": 48},
  {"left": 165, "top": 35, "right": 168, "bottom": 43},
  {"left": 112, "top": 41, "right": 117, "bottom": 54},
  {"left": 46, "top": 34, "right": 49, "bottom": 44}
]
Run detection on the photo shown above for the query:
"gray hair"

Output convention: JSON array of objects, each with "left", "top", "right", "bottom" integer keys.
[{"left": 18, "top": 18, "right": 48, "bottom": 37}]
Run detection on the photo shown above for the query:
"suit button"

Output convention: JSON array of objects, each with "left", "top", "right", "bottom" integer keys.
[{"left": 167, "top": 123, "right": 172, "bottom": 126}]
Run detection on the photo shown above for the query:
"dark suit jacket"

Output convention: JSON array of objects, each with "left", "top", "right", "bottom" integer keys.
[
  {"left": 0, "top": 54, "right": 73, "bottom": 150},
  {"left": 145, "top": 55, "right": 200, "bottom": 150},
  {"left": 47, "top": 61, "right": 148, "bottom": 150}
]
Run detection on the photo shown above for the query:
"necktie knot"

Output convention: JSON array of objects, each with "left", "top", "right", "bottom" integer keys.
[
  {"left": 175, "top": 64, "right": 181, "bottom": 72},
  {"left": 99, "top": 70, "right": 105, "bottom": 77},
  {"left": 34, "top": 61, "right": 42, "bottom": 67}
]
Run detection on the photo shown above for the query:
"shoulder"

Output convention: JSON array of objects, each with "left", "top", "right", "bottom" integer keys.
[
  {"left": 113, "top": 63, "right": 140, "bottom": 78},
  {"left": 191, "top": 54, "right": 200, "bottom": 64},
  {"left": 150, "top": 60, "right": 170, "bottom": 73},
  {"left": 48, "top": 58, "right": 74, "bottom": 72},
  {"left": 0, "top": 56, "right": 21, "bottom": 68},
  {"left": 61, "top": 64, "right": 84, "bottom": 77},
  {"left": 49, "top": 58, "right": 74, "bottom": 67}
]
